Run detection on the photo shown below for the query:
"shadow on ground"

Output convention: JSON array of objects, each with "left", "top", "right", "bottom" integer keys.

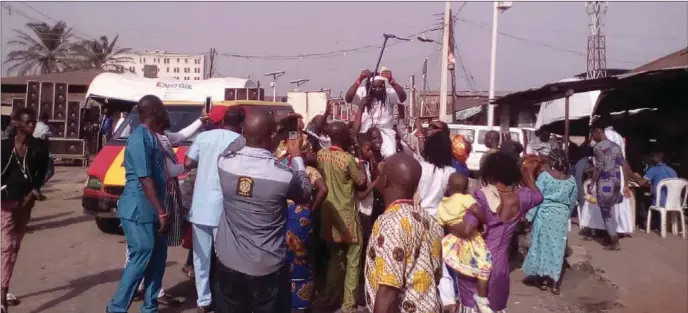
[{"left": 19, "top": 261, "right": 178, "bottom": 313}]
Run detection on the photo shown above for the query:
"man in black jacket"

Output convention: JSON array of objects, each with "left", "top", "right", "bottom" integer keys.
[{"left": 1, "top": 108, "right": 49, "bottom": 313}]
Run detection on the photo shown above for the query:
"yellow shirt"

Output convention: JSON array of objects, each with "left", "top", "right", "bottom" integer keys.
[{"left": 437, "top": 193, "right": 477, "bottom": 226}]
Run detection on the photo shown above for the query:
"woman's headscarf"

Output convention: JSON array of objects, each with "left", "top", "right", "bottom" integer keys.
[
  {"left": 451, "top": 134, "right": 471, "bottom": 163},
  {"left": 548, "top": 148, "right": 568, "bottom": 172}
]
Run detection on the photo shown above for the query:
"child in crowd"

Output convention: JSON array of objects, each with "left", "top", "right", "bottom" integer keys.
[
  {"left": 355, "top": 133, "right": 377, "bottom": 242},
  {"left": 438, "top": 172, "right": 494, "bottom": 313}
]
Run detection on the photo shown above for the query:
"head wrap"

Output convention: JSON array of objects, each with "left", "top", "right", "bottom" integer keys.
[
  {"left": 548, "top": 148, "right": 568, "bottom": 172},
  {"left": 373, "top": 75, "right": 388, "bottom": 83},
  {"left": 451, "top": 135, "right": 471, "bottom": 163}
]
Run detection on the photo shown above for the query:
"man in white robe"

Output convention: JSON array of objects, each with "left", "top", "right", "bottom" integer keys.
[{"left": 580, "top": 125, "right": 635, "bottom": 235}]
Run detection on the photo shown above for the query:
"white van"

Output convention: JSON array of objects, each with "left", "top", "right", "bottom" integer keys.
[{"left": 422, "top": 124, "right": 528, "bottom": 171}]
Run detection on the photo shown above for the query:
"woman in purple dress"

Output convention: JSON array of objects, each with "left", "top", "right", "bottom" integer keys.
[{"left": 448, "top": 152, "right": 543, "bottom": 313}]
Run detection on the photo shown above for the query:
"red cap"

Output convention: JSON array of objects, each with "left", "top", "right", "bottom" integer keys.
[{"left": 208, "top": 106, "right": 228, "bottom": 124}]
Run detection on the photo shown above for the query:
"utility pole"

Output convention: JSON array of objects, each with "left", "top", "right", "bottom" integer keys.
[
  {"left": 449, "top": 9, "right": 457, "bottom": 123},
  {"left": 487, "top": 1, "right": 513, "bottom": 129},
  {"left": 207, "top": 48, "right": 216, "bottom": 79},
  {"left": 438, "top": 0, "right": 451, "bottom": 123},
  {"left": 409, "top": 75, "right": 416, "bottom": 119},
  {"left": 421, "top": 59, "right": 428, "bottom": 117},
  {"left": 438, "top": 1, "right": 451, "bottom": 123}
]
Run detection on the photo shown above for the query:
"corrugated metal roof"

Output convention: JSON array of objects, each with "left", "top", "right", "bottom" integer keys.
[
  {"left": 1, "top": 69, "right": 105, "bottom": 86},
  {"left": 631, "top": 47, "right": 688, "bottom": 73}
]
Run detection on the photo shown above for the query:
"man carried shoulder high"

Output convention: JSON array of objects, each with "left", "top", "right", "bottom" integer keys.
[{"left": 345, "top": 67, "right": 407, "bottom": 159}]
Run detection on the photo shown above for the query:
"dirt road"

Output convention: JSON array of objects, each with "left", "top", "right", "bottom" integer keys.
[{"left": 6, "top": 167, "right": 686, "bottom": 313}]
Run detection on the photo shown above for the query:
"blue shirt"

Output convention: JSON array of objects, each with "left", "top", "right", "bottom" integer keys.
[
  {"left": 186, "top": 129, "right": 241, "bottom": 227},
  {"left": 452, "top": 159, "right": 470, "bottom": 177},
  {"left": 101, "top": 116, "right": 113, "bottom": 135},
  {"left": 644, "top": 163, "right": 677, "bottom": 206},
  {"left": 117, "top": 125, "right": 167, "bottom": 223}
]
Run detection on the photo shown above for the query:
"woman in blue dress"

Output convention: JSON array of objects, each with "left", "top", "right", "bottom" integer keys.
[
  {"left": 522, "top": 148, "right": 578, "bottom": 295},
  {"left": 276, "top": 133, "right": 329, "bottom": 312}
]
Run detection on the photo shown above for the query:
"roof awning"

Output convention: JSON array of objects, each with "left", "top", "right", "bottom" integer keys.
[
  {"left": 492, "top": 66, "right": 688, "bottom": 108},
  {"left": 491, "top": 76, "right": 618, "bottom": 106},
  {"left": 454, "top": 105, "right": 482, "bottom": 121}
]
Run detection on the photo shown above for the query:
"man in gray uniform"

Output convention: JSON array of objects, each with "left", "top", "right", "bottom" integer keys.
[{"left": 213, "top": 111, "right": 312, "bottom": 313}]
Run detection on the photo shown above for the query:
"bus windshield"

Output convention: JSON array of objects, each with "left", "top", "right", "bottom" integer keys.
[{"left": 112, "top": 106, "right": 205, "bottom": 142}]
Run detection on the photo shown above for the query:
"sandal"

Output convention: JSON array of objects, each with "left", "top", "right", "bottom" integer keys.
[
  {"left": 182, "top": 265, "right": 195, "bottom": 280},
  {"left": 538, "top": 278, "right": 549, "bottom": 291},
  {"left": 603, "top": 244, "right": 621, "bottom": 251},
  {"left": 5, "top": 294, "right": 19, "bottom": 306},
  {"left": 157, "top": 294, "right": 181, "bottom": 307},
  {"left": 551, "top": 286, "right": 561, "bottom": 295}
]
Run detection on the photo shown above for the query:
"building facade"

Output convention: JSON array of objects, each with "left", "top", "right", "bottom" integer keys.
[{"left": 108, "top": 50, "right": 208, "bottom": 81}]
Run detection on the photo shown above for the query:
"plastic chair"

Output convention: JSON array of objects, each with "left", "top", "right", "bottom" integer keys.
[{"left": 646, "top": 178, "right": 688, "bottom": 238}]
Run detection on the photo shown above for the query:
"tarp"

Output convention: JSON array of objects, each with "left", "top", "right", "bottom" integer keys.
[
  {"left": 86, "top": 72, "right": 257, "bottom": 103},
  {"left": 534, "top": 77, "right": 600, "bottom": 130}
]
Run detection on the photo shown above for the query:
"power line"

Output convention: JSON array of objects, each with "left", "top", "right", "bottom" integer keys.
[
  {"left": 218, "top": 26, "right": 442, "bottom": 61},
  {"left": 456, "top": 17, "right": 640, "bottom": 65}
]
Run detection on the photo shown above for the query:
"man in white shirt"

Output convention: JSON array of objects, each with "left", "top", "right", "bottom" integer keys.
[
  {"left": 32, "top": 113, "right": 51, "bottom": 139},
  {"left": 345, "top": 68, "right": 407, "bottom": 159}
]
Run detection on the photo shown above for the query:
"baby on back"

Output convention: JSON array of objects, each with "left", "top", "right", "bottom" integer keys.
[{"left": 437, "top": 172, "right": 495, "bottom": 313}]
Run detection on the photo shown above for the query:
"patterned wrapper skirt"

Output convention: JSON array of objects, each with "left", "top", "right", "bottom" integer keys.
[
  {"left": 165, "top": 179, "right": 185, "bottom": 247},
  {"left": 286, "top": 200, "right": 315, "bottom": 309}
]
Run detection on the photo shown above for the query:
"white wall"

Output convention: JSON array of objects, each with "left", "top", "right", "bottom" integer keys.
[{"left": 109, "top": 50, "right": 208, "bottom": 81}]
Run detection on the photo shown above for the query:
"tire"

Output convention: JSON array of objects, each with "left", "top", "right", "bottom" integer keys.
[{"left": 95, "top": 217, "right": 121, "bottom": 234}]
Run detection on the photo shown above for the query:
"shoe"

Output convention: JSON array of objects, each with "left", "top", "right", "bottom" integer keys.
[
  {"left": 5, "top": 293, "right": 18, "bottom": 306},
  {"left": 473, "top": 294, "right": 495, "bottom": 313},
  {"left": 196, "top": 306, "right": 210, "bottom": 313},
  {"left": 157, "top": 294, "right": 180, "bottom": 307}
]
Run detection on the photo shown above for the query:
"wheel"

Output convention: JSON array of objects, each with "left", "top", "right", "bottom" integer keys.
[{"left": 95, "top": 217, "right": 121, "bottom": 234}]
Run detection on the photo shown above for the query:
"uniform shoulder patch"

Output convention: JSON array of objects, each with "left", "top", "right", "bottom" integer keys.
[{"left": 236, "top": 176, "right": 254, "bottom": 198}]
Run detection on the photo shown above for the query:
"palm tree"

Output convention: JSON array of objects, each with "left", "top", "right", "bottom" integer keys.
[
  {"left": 4, "top": 21, "right": 77, "bottom": 76},
  {"left": 72, "top": 35, "right": 133, "bottom": 72}
]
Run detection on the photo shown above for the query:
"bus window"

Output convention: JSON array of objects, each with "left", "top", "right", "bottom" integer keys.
[
  {"left": 477, "top": 130, "right": 519, "bottom": 144},
  {"left": 450, "top": 129, "right": 476, "bottom": 143}
]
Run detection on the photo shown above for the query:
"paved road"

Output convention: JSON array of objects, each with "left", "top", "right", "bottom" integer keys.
[{"left": 7, "top": 167, "right": 687, "bottom": 313}]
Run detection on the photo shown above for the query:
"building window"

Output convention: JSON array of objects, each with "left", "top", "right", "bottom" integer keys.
[
  {"left": 194, "top": 77, "right": 200, "bottom": 80},
  {"left": 173, "top": 67, "right": 179, "bottom": 73},
  {"left": 143, "top": 57, "right": 146, "bottom": 63},
  {"left": 166, "top": 67, "right": 169, "bottom": 73},
  {"left": 194, "top": 68, "right": 200, "bottom": 73},
  {"left": 177, "top": 58, "right": 180, "bottom": 63},
  {"left": 185, "top": 58, "right": 189, "bottom": 64}
]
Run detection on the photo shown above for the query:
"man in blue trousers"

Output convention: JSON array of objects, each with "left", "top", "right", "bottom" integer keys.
[{"left": 107, "top": 95, "right": 170, "bottom": 313}]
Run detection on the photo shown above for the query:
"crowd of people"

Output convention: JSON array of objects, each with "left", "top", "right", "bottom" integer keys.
[{"left": 1, "top": 68, "right": 680, "bottom": 313}]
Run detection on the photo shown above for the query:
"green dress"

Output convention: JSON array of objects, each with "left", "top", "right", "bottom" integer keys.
[{"left": 522, "top": 171, "right": 578, "bottom": 281}]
